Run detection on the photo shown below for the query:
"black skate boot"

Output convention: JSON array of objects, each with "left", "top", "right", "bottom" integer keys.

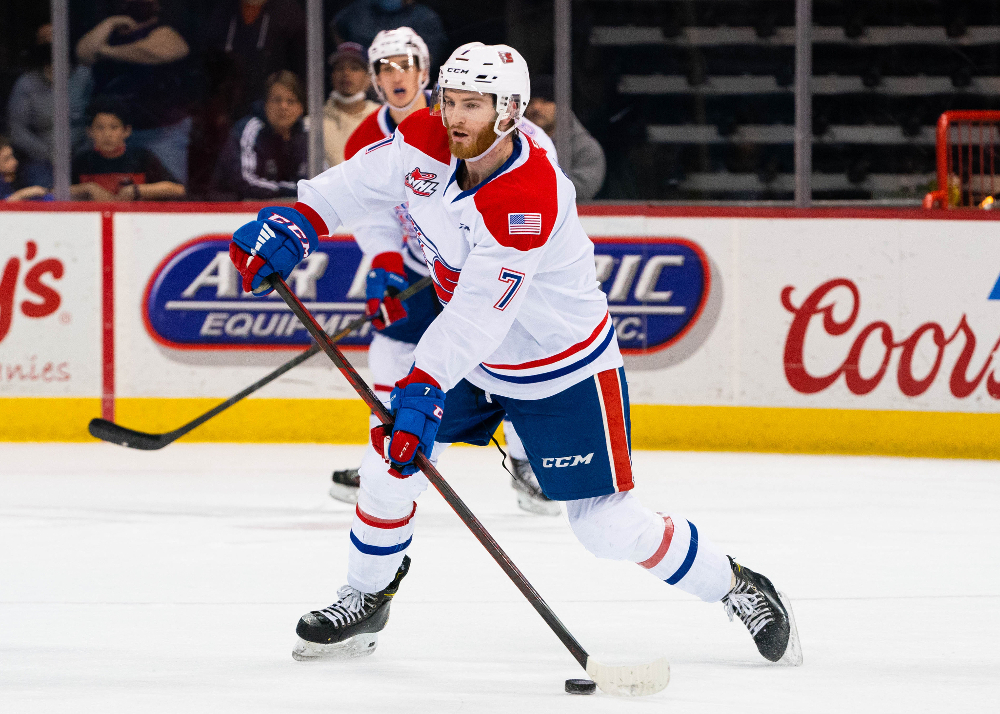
[
  {"left": 329, "top": 467, "right": 360, "bottom": 504},
  {"left": 507, "top": 455, "right": 560, "bottom": 516},
  {"left": 292, "top": 555, "right": 410, "bottom": 661},
  {"left": 721, "top": 556, "right": 802, "bottom": 665}
]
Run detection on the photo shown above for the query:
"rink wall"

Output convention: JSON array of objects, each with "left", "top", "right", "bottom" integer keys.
[{"left": 2, "top": 202, "right": 999, "bottom": 459}]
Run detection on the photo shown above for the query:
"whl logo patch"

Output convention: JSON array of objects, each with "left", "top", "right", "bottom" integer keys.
[{"left": 404, "top": 167, "right": 439, "bottom": 197}]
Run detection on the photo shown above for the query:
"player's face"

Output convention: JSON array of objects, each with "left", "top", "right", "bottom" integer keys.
[
  {"left": 442, "top": 89, "right": 501, "bottom": 159},
  {"left": 265, "top": 83, "right": 304, "bottom": 135},
  {"left": 0, "top": 145, "right": 18, "bottom": 178},
  {"left": 331, "top": 60, "right": 369, "bottom": 98},
  {"left": 88, "top": 113, "right": 131, "bottom": 155},
  {"left": 375, "top": 54, "right": 423, "bottom": 108}
]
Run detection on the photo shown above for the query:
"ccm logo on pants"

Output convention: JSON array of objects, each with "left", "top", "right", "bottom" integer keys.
[{"left": 542, "top": 453, "right": 594, "bottom": 468}]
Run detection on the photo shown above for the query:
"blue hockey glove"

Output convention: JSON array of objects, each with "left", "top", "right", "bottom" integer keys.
[
  {"left": 229, "top": 206, "right": 319, "bottom": 296},
  {"left": 366, "top": 251, "right": 409, "bottom": 330},
  {"left": 370, "top": 368, "right": 445, "bottom": 477}
]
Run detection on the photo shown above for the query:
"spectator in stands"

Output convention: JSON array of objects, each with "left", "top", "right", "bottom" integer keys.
[
  {"left": 76, "top": 1, "right": 192, "bottom": 185},
  {"left": 210, "top": 71, "right": 308, "bottom": 201},
  {"left": 330, "top": 0, "right": 447, "bottom": 75},
  {"left": 70, "top": 97, "right": 185, "bottom": 201},
  {"left": 6, "top": 22, "right": 93, "bottom": 189},
  {"left": 323, "top": 42, "right": 381, "bottom": 167},
  {"left": 0, "top": 136, "right": 51, "bottom": 202},
  {"left": 205, "top": 0, "right": 307, "bottom": 121},
  {"left": 524, "top": 75, "right": 606, "bottom": 201}
]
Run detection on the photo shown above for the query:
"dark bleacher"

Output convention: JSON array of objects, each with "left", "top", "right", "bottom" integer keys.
[{"left": 584, "top": 0, "right": 1000, "bottom": 202}]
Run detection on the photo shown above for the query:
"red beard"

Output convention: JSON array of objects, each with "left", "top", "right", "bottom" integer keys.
[{"left": 447, "top": 121, "right": 498, "bottom": 159}]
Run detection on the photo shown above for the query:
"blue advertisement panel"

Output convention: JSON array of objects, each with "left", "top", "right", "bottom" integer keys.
[
  {"left": 144, "top": 235, "right": 370, "bottom": 350},
  {"left": 143, "top": 234, "right": 713, "bottom": 357},
  {"left": 593, "top": 237, "right": 709, "bottom": 354}
]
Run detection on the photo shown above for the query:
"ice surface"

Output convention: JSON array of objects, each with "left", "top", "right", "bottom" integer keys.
[{"left": 2, "top": 443, "right": 999, "bottom": 713}]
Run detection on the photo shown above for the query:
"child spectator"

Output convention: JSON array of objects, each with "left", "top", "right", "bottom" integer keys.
[
  {"left": 75, "top": 1, "right": 192, "bottom": 184},
  {"left": 0, "top": 136, "right": 51, "bottom": 202},
  {"left": 70, "top": 97, "right": 185, "bottom": 201},
  {"left": 323, "top": 42, "right": 380, "bottom": 167},
  {"left": 210, "top": 71, "right": 309, "bottom": 200}
]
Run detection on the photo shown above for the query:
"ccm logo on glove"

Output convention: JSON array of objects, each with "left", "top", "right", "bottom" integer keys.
[{"left": 229, "top": 206, "right": 319, "bottom": 296}]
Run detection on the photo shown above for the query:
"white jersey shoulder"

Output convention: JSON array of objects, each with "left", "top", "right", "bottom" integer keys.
[{"left": 519, "top": 118, "right": 558, "bottom": 163}]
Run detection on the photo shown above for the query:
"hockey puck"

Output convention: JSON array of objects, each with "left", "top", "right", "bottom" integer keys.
[{"left": 565, "top": 678, "right": 597, "bottom": 695}]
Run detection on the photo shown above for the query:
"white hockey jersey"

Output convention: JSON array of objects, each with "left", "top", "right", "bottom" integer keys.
[{"left": 297, "top": 108, "right": 621, "bottom": 400}]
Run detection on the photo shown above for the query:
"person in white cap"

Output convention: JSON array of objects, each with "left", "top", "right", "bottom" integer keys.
[
  {"left": 322, "top": 42, "right": 380, "bottom": 167},
  {"left": 227, "top": 43, "right": 801, "bottom": 669}
]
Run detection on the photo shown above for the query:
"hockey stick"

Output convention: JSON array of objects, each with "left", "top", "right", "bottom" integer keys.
[
  {"left": 268, "top": 274, "right": 670, "bottom": 697},
  {"left": 87, "top": 276, "right": 434, "bottom": 451}
]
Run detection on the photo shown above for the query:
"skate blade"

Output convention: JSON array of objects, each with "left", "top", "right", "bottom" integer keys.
[
  {"left": 292, "top": 633, "right": 377, "bottom": 661},
  {"left": 775, "top": 591, "right": 803, "bottom": 666},
  {"left": 328, "top": 483, "right": 359, "bottom": 505},
  {"left": 515, "top": 491, "right": 561, "bottom": 517}
]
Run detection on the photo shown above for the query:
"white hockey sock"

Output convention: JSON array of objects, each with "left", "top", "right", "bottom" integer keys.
[
  {"left": 566, "top": 492, "right": 732, "bottom": 603},
  {"left": 347, "top": 492, "right": 416, "bottom": 594},
  {"left": 345, "top": 442, "right": 447, "bottom": 594},
  {"left": 635, "top": 514, "right": 732, "bottom": 603},
  {"left": 502, "top": 419, "right": 528, "bottom": 461},
  {"left": 346, "top": 447, "right": 427, "bottom": 593}
]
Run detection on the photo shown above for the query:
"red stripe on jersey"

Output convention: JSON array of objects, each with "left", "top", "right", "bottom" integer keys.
[
  {"left": 483, "top": 313, "right": 610, "bottom": 370},
  {"left": 373, "top": 383, "right": 394, "bottom": 393},
  {"left": 344, "top": 109, "right": 391, "bottom": 161},
  {"left": 597, "top": 369, "right": 634, "bottom": 492},
  {"left": 433, "top": 259, "right": 460, "bottom": 301},
  {"left": 474, "top": 141, "right": 558, "bottom": 251},
  {"left": 398, "top": 108, "right": 452, "bottom": 165},
  {"left": 292, "top": 201, "right": 329, "bottom": 236},
  {"left": 355, "top": 502, "right": 417, "bottom": 529},
  {"left": 638, "top": 516, "right": 675, "bottom": 569}
]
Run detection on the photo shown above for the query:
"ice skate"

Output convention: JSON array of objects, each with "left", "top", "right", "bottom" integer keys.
[
  {"left": 721, "top": 556, "right": 802, "bottom": 665},
  {"left": 292, "top": 555, "right": 410, "bottom": 661},
  {"left": 507, "top": 455, "right": 560, "bottom": 516},
  {"left": 329, "top": 467, "right": 360, "bottom": 504}
]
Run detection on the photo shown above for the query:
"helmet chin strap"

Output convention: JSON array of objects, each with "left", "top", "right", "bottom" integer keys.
[{"left": 330, "top": 90, "right": 368, "bottom": 104}]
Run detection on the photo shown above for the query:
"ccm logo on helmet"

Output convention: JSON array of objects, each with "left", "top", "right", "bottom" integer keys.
[{"left": 446, "top": 67, "right": 469, "bottom": 74}]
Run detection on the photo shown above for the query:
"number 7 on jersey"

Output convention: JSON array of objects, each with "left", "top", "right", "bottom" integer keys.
[{"left": 494, "top": 268, "right": 525, "bottom": 310}]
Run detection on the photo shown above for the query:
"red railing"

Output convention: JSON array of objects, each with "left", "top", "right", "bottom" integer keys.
[{"left": 924, "top": 110, "right": 1000, "bottom": 209}]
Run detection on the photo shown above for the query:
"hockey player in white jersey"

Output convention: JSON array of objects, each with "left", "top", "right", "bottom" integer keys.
[
  {"left": 228, "top": 44, "right": 802, "bottom": 667},
  {"left": 330, "top": 29, "right": 561, "bottom": 516}
]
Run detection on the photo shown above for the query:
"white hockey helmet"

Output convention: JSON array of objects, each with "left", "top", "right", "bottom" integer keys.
[
  {"left": 437, "top": 42, "right": 530, "bottom": 138},
  {"left": 368, "top": 27, "right": 431, "bottom": 104}
]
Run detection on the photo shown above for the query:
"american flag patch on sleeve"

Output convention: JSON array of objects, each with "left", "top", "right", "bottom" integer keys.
[{"left": 508, "top": 213, "right": 542, "bottom": 235}]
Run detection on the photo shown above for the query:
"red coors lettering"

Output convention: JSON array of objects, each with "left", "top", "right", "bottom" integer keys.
[
  {"left": 782, "top": 278, "right": 1000, "bottom": 399},
  {"left": 0, "top": 241, "right": 64, "bottom": 345}
]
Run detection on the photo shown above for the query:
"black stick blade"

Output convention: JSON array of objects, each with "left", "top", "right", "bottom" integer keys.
[{"left": 88, "top": 418, "right": 172, "bottom": 450}]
